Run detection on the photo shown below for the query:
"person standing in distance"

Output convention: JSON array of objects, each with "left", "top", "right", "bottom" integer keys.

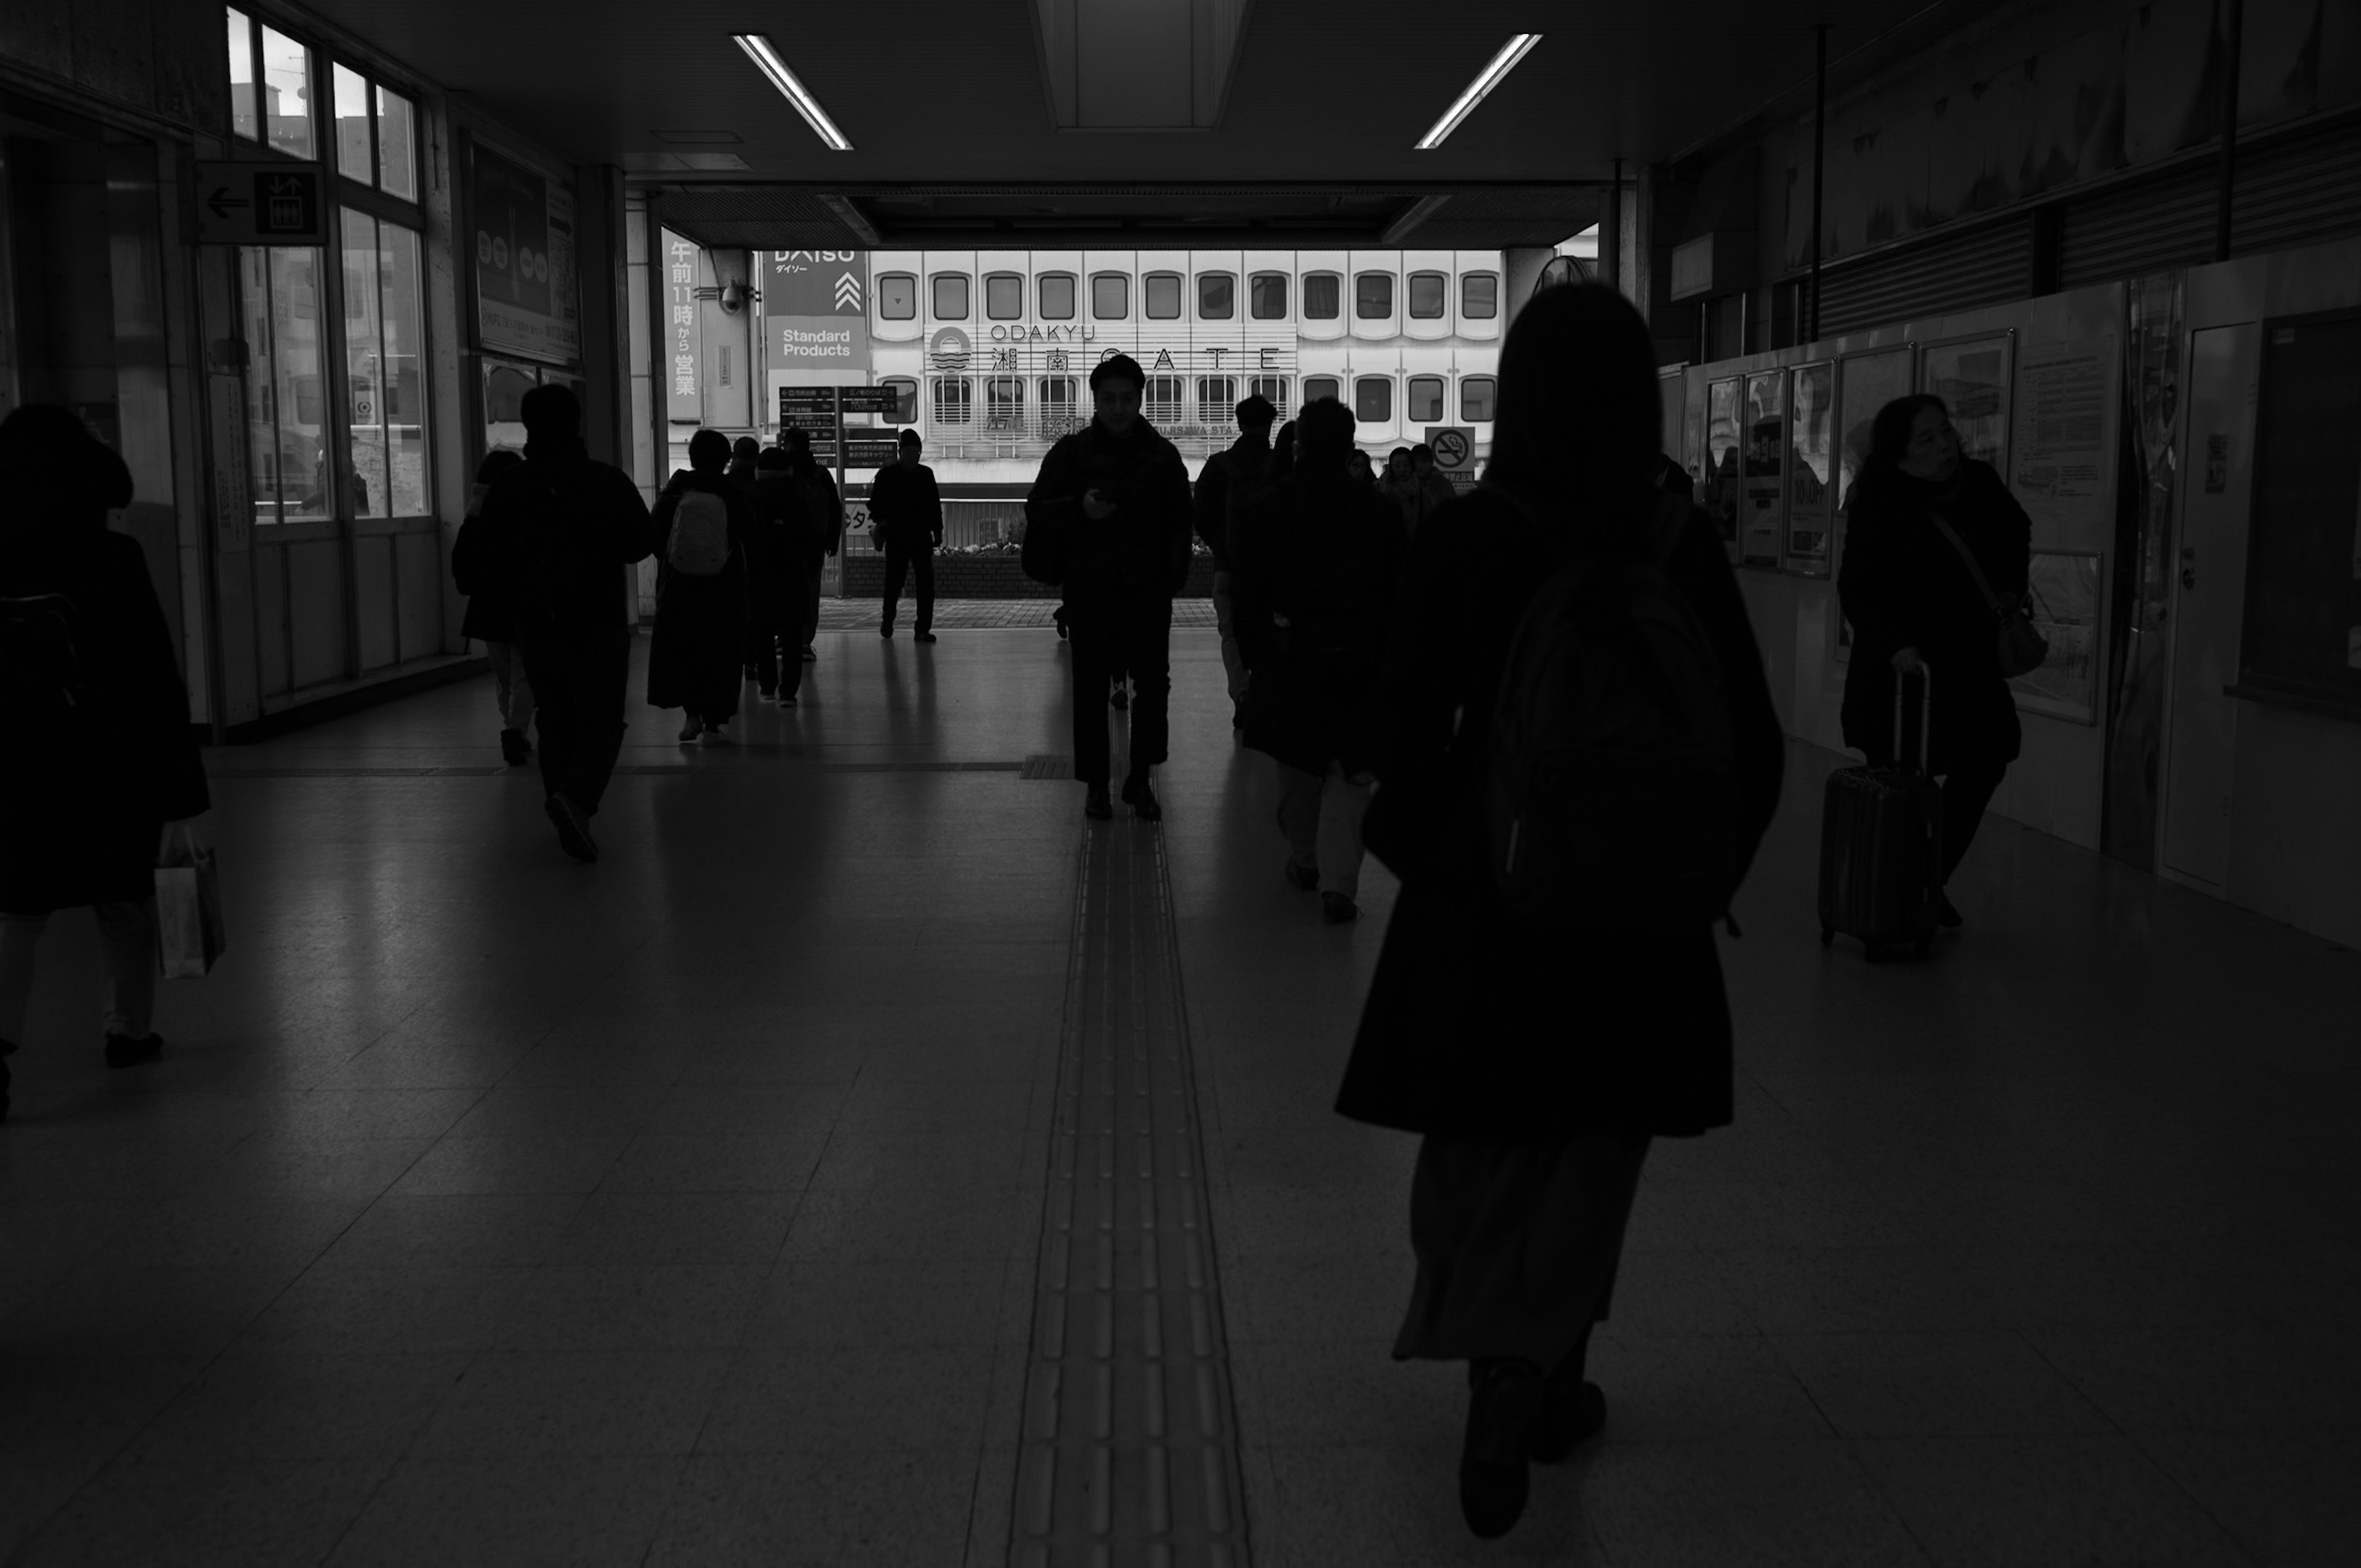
[
  {"left": 648, "top": 429, "right": 754, "bottom": 746},
  {"left": 1024, "top": 353, "right": 1195, "bottom": 822},
  {"left": 1192, "top": 392, "right": 1275, "bottom": 729},
  {"left": 871, "top": 430, "right": 943, "bottom": 643},
  {"left": 475, "top": 384, "right": 655, "bottom": 863},
  {"left": 748, "top": 446, "right": 810, "bottom": 705},
  {"left": 780, "top": 427, "right": 842, "bottom": 663},
  {"left": 451, "top": 448, "right": 532, "bottom": 764}
]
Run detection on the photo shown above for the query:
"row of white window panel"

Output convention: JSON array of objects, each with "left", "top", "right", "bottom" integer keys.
[
  {"left": 885, "top": 271, "right": 1498, "bottom": 324},
  {"left": 898, "top": 374, "right": 1496, "bottom": 426},
  {"left": 227, "top": 7, "right": 418, "bottom": 202}
]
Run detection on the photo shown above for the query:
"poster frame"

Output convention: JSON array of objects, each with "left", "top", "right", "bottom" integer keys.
[
  {"left": 2011, "top": 547, "right": 2105, "bottom": 724},
  {"left": 462, "top": 132, "right": 580, "bottom": 370},
  {"left": 1704, "top": 374, "right": 1743, "bottom": 564},
  {"left": 1785, "top": 358, "right": 1835, "bottom": 579},
  {"left": 1739, "top": 367, "right": 1789, "bottom": 571},
  {"left": 1829, "top": 341, "right": 1916, "bottom": 665},
  {"left": 1917, "top": 328, "right": 2015, "bottom": 478}
]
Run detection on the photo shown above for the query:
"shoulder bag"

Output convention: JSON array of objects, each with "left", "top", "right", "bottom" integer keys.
[{"left": 1927, "top": 511, "right": 2049, "bottom": 678}]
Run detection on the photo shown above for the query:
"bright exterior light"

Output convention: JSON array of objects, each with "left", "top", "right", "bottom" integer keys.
[
  {"left": 733, "top": 34, "right": 852, "bottom": 151},
  {"left": 1415, "top": 33, "right": 1542, "bottom": 150}
]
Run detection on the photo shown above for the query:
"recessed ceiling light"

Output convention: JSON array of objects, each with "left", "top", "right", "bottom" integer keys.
[
  {"left": 1415, "top": 34, "right": 1542, "bottom": 150},
  {"left": 732, "top": 34, "right": 852, "bottom": 151}
]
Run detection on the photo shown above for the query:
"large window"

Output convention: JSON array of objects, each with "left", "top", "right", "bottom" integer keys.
[
  {"left": 1461, "top": 376, "right": 1497, "bottom": 421},
  {"left": 1039, "top": 273, "right": 1077, "bottom": 320},
  {"left": 931, "top": 273, "right": 970, "bottom": 319},
  {"left": 1356, "top": 273, "right": 1394, "bottom": 319},
  {"left": 1303, "top": 274, "right": 1340, "bottom": 320},
  {"left": 881, "top": 376, "right": 919, "bottom": 422},
  {"left": 1303, "top": 375, "right": 1340, "bottom": 405},
  {"left": 1197, "top": 272, "right": 1235, "bottom": 320},
  {"left": 1355, "top": 376, "right": 1393, "bottom": 422},
  {"left": 1250, "top": 375, "right": 1289, "bottom": 419},
  {"left": 878, "top": 273, "right": 917, "bottom": 319},
  {"left": 241, "top": 245, "right": 330, "bottom": 526},
  {"left": 1091, "top": 272, "right": 1128, "bottom": 319},
  {"left": 332, "top": 65, "right": 417, "bottom": 202},
  {"left": 932, "top": 376, "right": 973, "bottom": 424},
  {"left": 1144, "top": 272, "right": 1182, "bottom": 320},
  {"left": 1461, "top": 272, "right": 1499, "bottom": 319},
  {"left": 1408, "top": 272, "right": 1447, "bottom": 319},
  {"left": 228, "top": 10, "right": 315, "bottom": 157},
  {"left": 1196, "top": 377, "right": 1235, "bottom": 419},
  {"left": 1144, "top": 376, "right": 1183, "bottom": 422},
  {"left": 340, "top": 210, "right": 429, "bottom": 517},
  {"left": 1249, "top": 272, "right": 1288, "bottom": 320},
  {"left": 985, "top": 273, "right": 1023, "bottom": 320},
  {"left": 1407, "top": 375, "right": 1445, "bottom": 423}
]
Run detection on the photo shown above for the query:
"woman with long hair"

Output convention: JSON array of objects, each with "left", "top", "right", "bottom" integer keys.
[
  {"left": 1835, "top": 394, "right": 2032, "bottom": 924},
  {"left": 1337, "top": 285, "right": 1785, "bottom": 1537}
]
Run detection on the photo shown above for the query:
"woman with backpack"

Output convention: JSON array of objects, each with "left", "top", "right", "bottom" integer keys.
[
  {"left": 647, "top": 429, "right": 753, "bottom": 745},
  {"left": 0, "top": 406, "right": 211, "bottom": 1119},
  {"left": 1835, "top": 394, "right": 2033, "bottom": 927},
  {"left": 1337, "top": 285, "right": 1785, "bottom": 1539}
]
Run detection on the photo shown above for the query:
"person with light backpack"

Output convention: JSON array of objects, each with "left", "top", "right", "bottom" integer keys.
[
  {"left": 647, "top": 429, "right": 753, "bottom": 745},
  {"left": 1335, "top": 285, "right": 1785, "bottom": 1540}
]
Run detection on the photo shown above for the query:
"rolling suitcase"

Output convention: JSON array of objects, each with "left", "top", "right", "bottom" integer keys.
[{"left": 1817, "top": 669, "right": 1942, "bottom": 962}]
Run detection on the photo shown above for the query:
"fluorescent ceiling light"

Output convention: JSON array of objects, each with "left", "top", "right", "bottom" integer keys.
[
  {"left": 733, "top": 34, "right": 852, "bottom": 151},
  {"left": 1415, "top": 33, "right": 1541, "bottom": 150}
]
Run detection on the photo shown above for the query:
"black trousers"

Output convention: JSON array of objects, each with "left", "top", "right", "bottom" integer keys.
[
  {"left": 521, "top": 628, "right": 633, "bottom": 815},
  {"left": 1069, "top": 592, "right": 1171, "bottom": 786},
  {"left": 1866, "top": 746, "right": 2008, "bottom": 884},
  {"left": 748, "top": 576, "right": 808, "bottom": 699},
  {"left": 883, "top": 542, "right": 934, "bottom": 635}
]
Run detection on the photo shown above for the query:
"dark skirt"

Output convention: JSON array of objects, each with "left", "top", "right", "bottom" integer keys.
[
  {"left": 647, "top": 569, "right": 748, "bottom": 719},
  {"left": 1393, "top": 1134, "right": 1652, "bottom": 1368}
]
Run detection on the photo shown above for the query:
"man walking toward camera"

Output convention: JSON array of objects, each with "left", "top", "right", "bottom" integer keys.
[
  {"left": 871, "top": 429, "right": 943, "bottom": 643},
  {"left": 1024, "top": 354, "right": 1195, "bottom": 822},
  {"left": 1193, "top": 392, "right": 1273, "bottom": 729}
]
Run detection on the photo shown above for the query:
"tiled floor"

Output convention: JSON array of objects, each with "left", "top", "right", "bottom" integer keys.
[{"left": 2, "top": 624, "right": 2355, "bottom": 1566}]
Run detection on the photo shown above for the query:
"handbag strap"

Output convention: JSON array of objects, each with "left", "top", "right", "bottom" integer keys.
[{"left": 1926, "top": 510, "right": 2007, "bottom": 615}]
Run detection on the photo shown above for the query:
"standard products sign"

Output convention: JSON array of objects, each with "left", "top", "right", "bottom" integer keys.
[{"left": 766, "top": 250, "right": 870, "bottom": 373}]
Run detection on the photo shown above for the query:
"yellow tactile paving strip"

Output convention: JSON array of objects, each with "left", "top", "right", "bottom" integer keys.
[{"left": 1011, "top": 812, "right": 1252, "bottom": 1567}]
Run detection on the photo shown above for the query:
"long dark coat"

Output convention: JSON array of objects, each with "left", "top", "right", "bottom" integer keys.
[
  {"left": 1, "top": 521, "right": 210, "bottom": 914},
  {"left": 1232, "top": 467, "right": 1407, "bottom": 776},
  {"left": 452, "top": 497, "right": 523, "bottom": 643},
  {"left": 744, "top": 469, "right": 806, "bottom": 634},
  {"left": 1837, "top": 459, "right": 2030, "bottom": 772},
  {"left": 646, "top": 470, "right": 751, "bottom": 718},
  {"left": 1334, "top": 489, "right": 1786, "bottom": 1139}
]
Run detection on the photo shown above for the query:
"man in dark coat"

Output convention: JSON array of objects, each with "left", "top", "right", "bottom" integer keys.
[
  {"left": 0, "top": 406, "right": 211, "bottom": 1096},
  {"left": 781, "top": 428, "right": 842, "bottom": 663},
  {"left": 1192, "top": 393, "right": 1275, "bottom": 726},
  {"left": 1023, "top": 353, "right": 1195, "bottom": 821},
  {"left": 648, "top": 429, "right": 754, "bottom": 744},
  {"left": 746, "top": 446, "right": 810, "bottom": 705},
  {"left": 1232, "top": 396, "right": 1406, "bottom": 922},
  {"left": 870, "top": 430, "right": 943, "bottom": 643},
  {"left": 477, "top": 384, "right": 656, "bottom": 863},
  {"left": 1335, "top": 286, "right": 1784, "bottom": 1542},
  {"left": 1837, "top": 394, "right": 2031, "bottom": 926}
]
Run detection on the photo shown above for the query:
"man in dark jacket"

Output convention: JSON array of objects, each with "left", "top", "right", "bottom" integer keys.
[
  {"left": 747, "top": 447, "right": 810, "bottom": 705},
  {"left": 1024, "top": 353, "right": 1195, "bottom": 821},
  {"left": 1192, "top": 393, "right": 1273, "bottom": 727},
  {"left": 780, "top": 427, "right": 842, "bottom": 662},
  {"left": 871, "top": 430, "right": 943, "bottom": 643},
  {"left": 476, "top": 384, "right": 656, "bottom": 863},
  {"left": 1233, "top": 397, "right": 1406, "bottom": 922}
]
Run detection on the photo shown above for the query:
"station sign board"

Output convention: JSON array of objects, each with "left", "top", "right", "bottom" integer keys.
[
  {"left": 779, "top": 385, "right": 900, "bottom": 417},
  {"left": 194, "top": 161, "right": 327, "bottom": 245},
  {"left": 813, "top": 437, "right": 906, "bottom": 468},
  {"left": 1424, "top": 425, "right": 1479, "bottom": 493}
]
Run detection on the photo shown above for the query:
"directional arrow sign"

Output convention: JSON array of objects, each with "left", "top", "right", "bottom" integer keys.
[
  {"left": 194, "top": 161, "right": 327, "bottom": 245},
  {"left": 832, "top": 272, "right": 862, "bottom": 311},
  {"left": 837, "top": 385, "right": 901, "bottom": 414}
]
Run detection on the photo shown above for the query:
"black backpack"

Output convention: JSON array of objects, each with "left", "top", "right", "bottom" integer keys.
[{"left": 1486, "top": 489, "right": 1738, "bottom": 930}]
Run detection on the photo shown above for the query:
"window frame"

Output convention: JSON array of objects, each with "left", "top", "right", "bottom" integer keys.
[
  {"left": 1407, "top": 271, "right": 1447, "bottom": 320},
  {"left": 1196, "top": 271, "right": 1235, "bottom": 321},
  {"left": 1249, "top": 375, "right": 1289, "bottom": 418},
  {"left": 877, "top": 272, "right": 919, "bottom": 320},
  {"left": 1142, "top": 374, "right": 1184, "bottom": 421},
  {"left": 1142, "top": 271, "right": 1183, "bottom": 321},
  {"left": 880, "top": 375, "right": 920, "bottom": 422},
  {"left": 1249, "top": 272, "right": 1288, "bottom": 320},
  {"left": 931, "top": 374, "right": 974, "bottom": 424},
  {"left": 1038, "top": 272, "right": 1077, "bottom": 320},
  {"left": 1355, "top": 272, "right": 1395, "bottom": 320},
  {"left": 1460, "top": 271, "right": 1500, "bottom": 320},
  {"left": 1195, "top": 376, "right": 1236, "bottom": 418},
  {"left": 1091, "top": 272, "right": 1129, "bottom": 320},
  {"left": 983, "top": 271, "right": 1024, "bottom": 321},
  {"left": 1353, "top": 375, "right": 1394, "bottom": 422},
  {"left": 1302, "top": 272, "right": 1341, "bottom": 321},
  {"left": 930, "top": 272, "right": 971, "bottom": 320},
  {"left": 1460, "top": 375, "right": 1498, "bottom": 422},
  {"left": 1406, "top": 374, "right": 1445, "bottom": 423},
  {"left": 1302, "top": 374, "right": 1341, "bottom": 405}
]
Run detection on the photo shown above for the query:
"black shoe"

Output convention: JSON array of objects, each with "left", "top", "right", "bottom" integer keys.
[
  {"left": 1528, "top": 1379, "right": 1607, "bottom": 1463},
  {"left": 499, "top": 727, "right": 530, "bottom": 766},
  {"left": 1283, "top": 862, "right": 1319, "bottom": 892},
  {"left": 1055, "top": 620, "right": 1069, "bottom": 641},
  {"left": 880, "top": 624, "right": 893, "bottom": 639},
  {"left": 1110, "top": 685, "right": 1128, "bottom": 711},
  {"left": 1321, "top": 892, "right": 1358, "bottom": 924},
  {"left": 103, "top": 1032, "right": 163, "bottom": 1070},
  {"left": 1121, "top": 774, "right": 1161, "bottom": 822},
  {"left": 1935, "top": 891, "right": 1963, "bottom": 929},
  {"left": 1460, "top": 1358, "right": 1543, "bottom": 1538},
  {"left": 545, "top": 792, "right": 598, "bottom": 863},
  {"left": 801, "top": 647, "right": 817, "bottom": 662},
  {"left": 778, "top": 694, "right": 797, "bottom": 707},
  {"left": 1083, "top": 785, "right": 1113, "bottom": 821},
  {"left": 914, "top": 632, "right": 936, "bottom": 643}
]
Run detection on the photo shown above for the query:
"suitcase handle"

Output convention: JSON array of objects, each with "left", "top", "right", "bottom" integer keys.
[{"left": 1891, "top": 663, "right": 1932, "bottom": 774}]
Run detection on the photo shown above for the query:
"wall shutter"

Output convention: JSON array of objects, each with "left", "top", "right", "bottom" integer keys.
[
  {"left": 1814, "top": 220, "right": 2033, "bottom": 338},
  {"left": 2058, "top": 167, "right": 2214, "bottom": 290},
  {"left": 2231, "top": 118, "right": 2361, "bottom": 257}
]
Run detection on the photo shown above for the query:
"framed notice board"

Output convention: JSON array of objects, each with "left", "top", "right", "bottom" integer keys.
[{"left": 2236, "top": 311, "right": 2361, "bottom": 719}]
